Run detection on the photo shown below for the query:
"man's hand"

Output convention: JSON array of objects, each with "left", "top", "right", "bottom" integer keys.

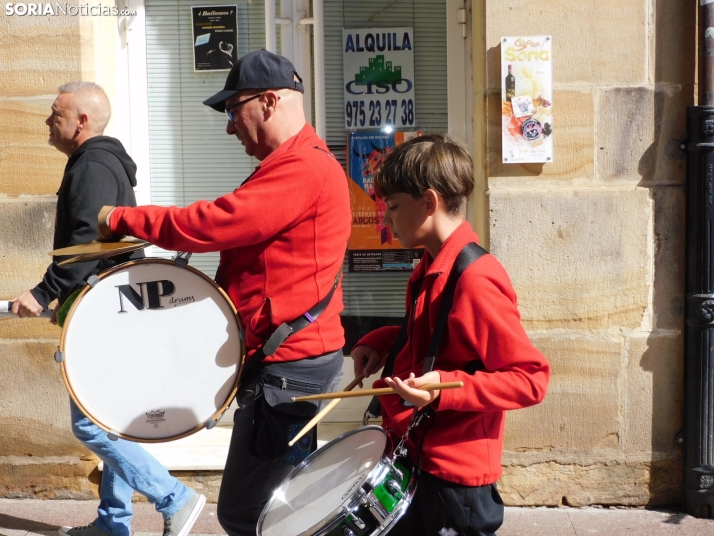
[
  {"left": 97, "top": 205, "right": 116, "bottom": 240},
  {"left": 11, "top": 291, "right": 45, "bottom": 318},
  {"left": 351, "top": 345, "right": 387, "bottom": 387},
  {"left": 384, "top": 371, "right": 442, "bottom": 408}
]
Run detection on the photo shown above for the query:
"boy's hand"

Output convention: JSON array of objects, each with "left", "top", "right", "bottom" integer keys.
[
  {"left": 351, "top": 345, "right": 386, "bottom": 386},
  {"left": 384, "top": 371, "right": 442, "bottom": 408}
]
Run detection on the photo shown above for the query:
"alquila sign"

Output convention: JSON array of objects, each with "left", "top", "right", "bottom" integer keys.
[{"left": 342, "top": 28, "right": 415, "bottom": 130}]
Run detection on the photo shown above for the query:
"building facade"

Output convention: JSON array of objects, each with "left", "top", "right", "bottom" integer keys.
[{"left": 0, "top": 0, "right": 693, "bottom": 506}]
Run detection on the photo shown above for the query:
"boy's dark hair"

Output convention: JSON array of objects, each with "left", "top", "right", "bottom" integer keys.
[{"left": 374, "top": 133, "right": 474, "bottom": 216}]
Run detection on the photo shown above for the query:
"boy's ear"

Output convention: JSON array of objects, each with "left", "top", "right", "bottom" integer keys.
[{"left": 424, "top": 189, "right": 439, "bottom": 215}]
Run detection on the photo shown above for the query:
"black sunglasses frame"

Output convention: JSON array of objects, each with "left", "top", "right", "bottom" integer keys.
[{"left": 225, "top": 93, "right": 265, "bottom": 122}]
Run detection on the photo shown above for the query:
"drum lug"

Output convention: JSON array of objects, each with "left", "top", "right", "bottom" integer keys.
[
  {"left": 386, "top": 479, "right": 404, "bottom": 498},
  {"left": 54, "top": 350, "right": 65, "bottom": 363},
  {"left": 366, "top": 493, "right": 389, "bottom": 523},
  {"left": 86, "top": 274, "right": 100, "bottom": 288},
  {"left": 173, "top": 252, "right": 192, "bottom": 267}
]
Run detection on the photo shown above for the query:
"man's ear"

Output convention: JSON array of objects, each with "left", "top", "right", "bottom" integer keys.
[
  {"left": 76, "top": 113, "right": 89, "bottom": 133},
  {"left": 263, "top": 91, "right": 281, "bottom": 116}
]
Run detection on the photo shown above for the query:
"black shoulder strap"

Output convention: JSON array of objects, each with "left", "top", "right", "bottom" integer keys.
[
  {"left": 364, "top": 242, "right": 488, "bottom": 420},
  {"left": 421, "top": 242, "right": 488, "bottom": 375}
]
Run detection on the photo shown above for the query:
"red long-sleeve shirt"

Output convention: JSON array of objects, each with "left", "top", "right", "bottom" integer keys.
[
  {"left": 110, "top": 124, "right": 351, "bottom": 363},
  {"left": 356, "top": 222, "right": 550, "bottom": 486}
]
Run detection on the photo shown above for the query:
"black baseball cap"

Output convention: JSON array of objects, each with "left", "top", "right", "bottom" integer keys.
[{"left": 203, "top": 49, "right": 304, "bottom": 112}]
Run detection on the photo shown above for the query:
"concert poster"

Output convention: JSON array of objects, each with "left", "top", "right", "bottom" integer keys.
[
  {"left": 192, "top": 6, "right": 238, "bottom": 71},
  {"left": 347, "top": 130, "right": 424, "bottom": 272}
]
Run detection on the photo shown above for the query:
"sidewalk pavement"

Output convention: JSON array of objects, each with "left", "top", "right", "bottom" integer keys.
[{"left": 0, "top": 499, "right": 713, "bottom": 536}]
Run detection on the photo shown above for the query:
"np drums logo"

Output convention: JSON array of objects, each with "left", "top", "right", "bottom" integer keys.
[{"left": 115, "top": 280, "right": 175, "bottom": 313}]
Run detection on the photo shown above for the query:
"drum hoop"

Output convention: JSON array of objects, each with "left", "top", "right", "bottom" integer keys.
[
  {"left": 257, "top": 425, "right": 387, "bottom": 536},
  {"left": 58, "top": 257, "right": 246, "bottom": 443}
]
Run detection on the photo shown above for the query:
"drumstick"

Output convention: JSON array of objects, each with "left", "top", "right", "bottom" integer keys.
[
  {"left": 287, "top": 374, "right": 364, "bottom": 447},
  {"left": 291, "top": 381, "right": 464, "bottom": 402},
  {"left": 0, "top": 301, "right": 53, "bottom": 319}
]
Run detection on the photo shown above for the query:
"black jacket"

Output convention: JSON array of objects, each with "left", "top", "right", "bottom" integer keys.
[{"left": 31, "top": 136, "right": 141, "bottom": 308}]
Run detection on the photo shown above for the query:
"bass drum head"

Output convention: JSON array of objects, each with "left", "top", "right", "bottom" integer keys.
[
  {"left": 259, "top": 426, "right": 387, "bottom": 536},
  {"left": 60, "top": 259, "right": 244, "bottom": 442}
]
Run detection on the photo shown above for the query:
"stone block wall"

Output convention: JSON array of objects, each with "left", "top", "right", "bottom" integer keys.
[
  {"left": 0, "top": 11, "right": 99, "bottom": 498},
  {"left": 481, "top": 0, "right": 693, "bottom": 506}
]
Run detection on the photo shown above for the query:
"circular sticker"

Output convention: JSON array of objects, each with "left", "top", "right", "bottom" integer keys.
[{"left": 521, "top": 118, "right": 543, "bottom": 142}]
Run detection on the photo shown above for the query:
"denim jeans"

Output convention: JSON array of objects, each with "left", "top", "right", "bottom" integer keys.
[
  {"left": 217, "top": 349, "right": 344, "bottom": 536},
  {"left": 70, "top": 399, "right": 193, "bottom": 536}
]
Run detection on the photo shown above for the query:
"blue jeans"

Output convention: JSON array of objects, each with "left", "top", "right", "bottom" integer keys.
[{"left": 70, "top": 399, "right": 194, "bottom": 536}]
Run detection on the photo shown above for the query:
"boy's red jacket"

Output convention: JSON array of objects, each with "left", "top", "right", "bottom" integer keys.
[
  {"left": 109, "top": 124, "right": 351, "bottom": 363},
  {"left": 355, "top": 222, "right": 550, "bottom": 486}
]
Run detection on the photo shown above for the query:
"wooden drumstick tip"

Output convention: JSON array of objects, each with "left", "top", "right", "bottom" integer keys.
[{"left": 286, "top": 374, "right": 365, "bottom": 447}]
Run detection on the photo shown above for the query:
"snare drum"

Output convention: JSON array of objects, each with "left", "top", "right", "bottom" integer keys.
[
  {"left": 258, "top": 426, "right": 416, "bottom": 536},
  {"left": 58, "top": 258, "right": 245, "bottom": 442}
]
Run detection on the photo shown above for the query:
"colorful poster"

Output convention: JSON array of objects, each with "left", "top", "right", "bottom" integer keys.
[
  {"left": 347, "top": 131, "right": 423, "bottom": 272},
  {"left": 192, "top": 6, "right": 238, "bottom": 71},
  {"left": 501, "top": 36, "right": 553, "bottom": 163},
  {"left": 342, "top": 28, "right": 415, "bottom": 130}
]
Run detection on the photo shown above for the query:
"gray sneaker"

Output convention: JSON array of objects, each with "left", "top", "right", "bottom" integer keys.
[
  {"left": 163, "top": 492, "right": 207, "bottom": 536},
  {"left": 58, "top": 523, "right": 111, "bottom": 536}
]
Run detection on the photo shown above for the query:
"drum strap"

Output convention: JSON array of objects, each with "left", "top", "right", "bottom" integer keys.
[
  {"left": 262, "top": 271, "right": 342, "bottom": 357},
  {"left": 240, "top": 270, "right": 342, "bottom": 384},
  {"left": 364, "top": 242, "right": 488, "bottom": 421}
]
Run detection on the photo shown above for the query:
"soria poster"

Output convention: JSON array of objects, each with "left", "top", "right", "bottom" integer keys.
[
  {"left": 347, "top": 131, "right": 423, "bottom": 272},
  {"left": 501, "top": 36, "right": 553, "bottom": 163}
]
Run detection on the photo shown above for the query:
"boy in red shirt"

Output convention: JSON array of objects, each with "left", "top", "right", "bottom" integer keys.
[{"left": 352, "top": 134, "right": 551, "bottom": 536}]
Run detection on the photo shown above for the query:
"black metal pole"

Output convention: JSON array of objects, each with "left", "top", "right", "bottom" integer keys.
[
  {"left": 684, "top": 106, "right": 714, "bottom": 518},
  {"left": 683, "top": 1, "right": 714, "bottom": 519}
]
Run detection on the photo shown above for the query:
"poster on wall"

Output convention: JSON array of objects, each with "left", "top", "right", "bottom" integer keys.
[
  {"left": 500, "top": 36, "right": 553, "bottom": 163},
  {"left": 191, "top": 6, "right": 238, "bottom": 71},
  {"left": 347, "top": 131, "right": 424, "bottom": 272},
  {"left": 342, "top": 28, "right": 415, "bottom": 131}
]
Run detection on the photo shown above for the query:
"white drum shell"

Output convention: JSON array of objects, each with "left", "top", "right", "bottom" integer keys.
[{"left": 60, "top": 259, "right": 244, "bottom": 442}]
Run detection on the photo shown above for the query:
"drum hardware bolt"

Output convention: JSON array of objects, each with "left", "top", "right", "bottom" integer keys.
[
  {"left": 351, "top": 514, "right": 366, "bottom": 529},
  {"left": 86, "top": 274, "right": 100, "bottom": 288},
  {"left": 205, "top": 419, "right": 217, "bottom": 429},
  {"left": 390, "top": 466, "right": 404, "bottom": 482},
  {"left": 107, "top": 430, "right": 119, "bottom": 441},
  {"left": 54, "top": 350, "right": 65, "bottom": 363},
  {"left": 342, "top": 528, "right": 356, "bottom": 536},
  {"left": 281, "top": 378, "right": 288, "bottom": 390}
]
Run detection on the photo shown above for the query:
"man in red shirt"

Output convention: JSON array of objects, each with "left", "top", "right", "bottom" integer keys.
[{"left": 98, "top": 50, "right": 351, "bottom": 536}]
